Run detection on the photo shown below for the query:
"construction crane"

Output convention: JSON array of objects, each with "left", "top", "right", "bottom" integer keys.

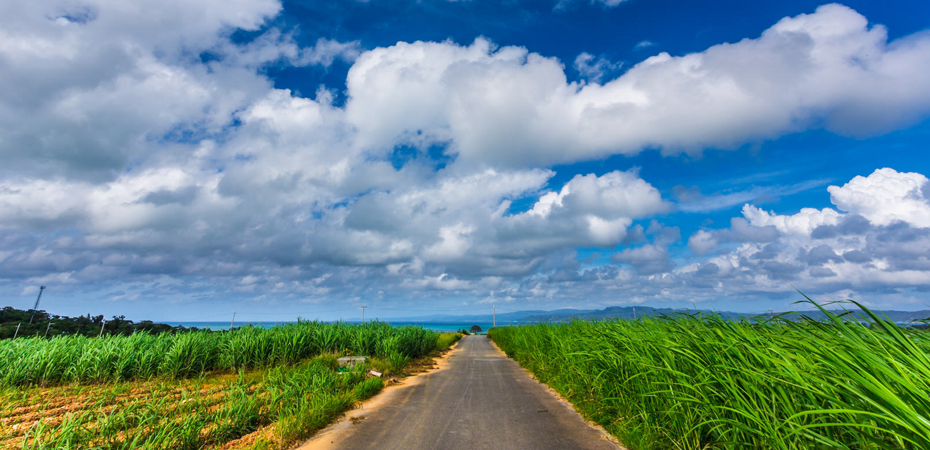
[{"left": 28, "top": 286, "right": 46, "bottom": 324}]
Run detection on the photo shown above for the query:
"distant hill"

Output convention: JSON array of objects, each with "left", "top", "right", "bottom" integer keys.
[
  {"left": 524, "top": 306, "right": 930, "bottom": 324},
  {"left": 395, "top": 305, "right": 930, "bottom": 326},
  {"left": 391, "top": 309, "right": 597, "bottom": 325},
  {"left": 522, "top": 306, "right": 742, "bottom": 322}
]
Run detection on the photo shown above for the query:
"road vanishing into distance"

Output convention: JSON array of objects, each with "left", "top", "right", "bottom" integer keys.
[{"left": 299, "top": 335, "right": 622, "bottom": 450}]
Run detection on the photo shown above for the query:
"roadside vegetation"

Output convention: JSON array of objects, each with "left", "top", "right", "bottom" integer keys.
[
  {"left": 489, "top": 300, "right": 930, "bottom": 450},
  {"left": 0, "top": 322, "right": 461, "bottom": 449},
  {"left": 0, "top": 321, "right": 442, "bottom": 386}
]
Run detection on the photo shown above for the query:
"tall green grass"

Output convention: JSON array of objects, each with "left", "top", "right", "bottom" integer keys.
[
  {"left": 0, "top": 321, "right": 440, "bottom": 387},
  {"left": 5, "top": 331, "right": 461, "bottom": 449},
  {"left": 490, "top": 301, "right": 930, "bottom": 450},
  {"left": 16, "top": 356, "right": 382, "bottom": 449}
]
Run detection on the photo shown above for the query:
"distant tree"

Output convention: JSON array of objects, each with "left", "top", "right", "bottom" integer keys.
[
  {"left": 469, "top": 324, "right": 482, "bottom": 333},
  {"left": 0, "top": 307, "right": 200, "bottom": 339}
]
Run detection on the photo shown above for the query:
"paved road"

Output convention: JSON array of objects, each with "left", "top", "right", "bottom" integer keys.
[{"left": 299, "top": 335, "right": 621, "bottom": 450}]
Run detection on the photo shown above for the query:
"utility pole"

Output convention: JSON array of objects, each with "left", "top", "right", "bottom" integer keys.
[
  {"left": 493, "top": 305, "right": 496, "bottom": 328},
  {"left": 230, "top": 311, "right": 236, "bottom": 330},
  {"left": 29, "top": 286, "right": 46, "bottom": 324},
  {"left": 13, "top": 323, "right": 20, "bottom": 339},
  {"left": 44, "top": 322, "right": 51, "bottom": 338},
  {"left": 633, "top": 307, "right": 636, "bottom": 320},
  {"left": 99, "top": 320, "right": 106, "bottom": 337},
  {"left": 361, "top": 305, "right": 366, "bottom": 323}
]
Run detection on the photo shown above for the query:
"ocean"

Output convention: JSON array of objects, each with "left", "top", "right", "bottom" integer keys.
[{"left": 167, "top": 321, "right": 499, "bottom": 333}]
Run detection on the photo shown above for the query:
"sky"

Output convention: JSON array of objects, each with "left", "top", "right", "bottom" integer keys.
[{"left": 2, "top": 0, "right": 930, "bottom": 322}]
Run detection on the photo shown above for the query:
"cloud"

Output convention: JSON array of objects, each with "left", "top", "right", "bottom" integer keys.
[
  {"left": 828, "top": 168, "right": 930, "bottom": 227},
  {"left": 674, "top": 179, "right": 828, "bottom": 213},
  {"left": 595, "top": 0, "right": 628, "bottom": 6},
  {"left": 686, "top": 216, "right": 780, "bottom": 256},
  {"left": 2, "top": 1, "right": 930, "bottom": 314},
  {"left": 573, "top": 52, "right": 623, "bottom": 83},
  {"left": 634, "top": 40, "right": 655, "bottom": 50},
  {"left": 743, "top": 204, "right": 842, "bottom": 236},
  {"left": 0, "top": 161, "right": 668, "bottom": 293},
  {"left": 218, "top": 33, "right": 362, "bottom": 68},
  {"left": 682, "top": 168, "right": 930, "bottom": 296},
  {"left": 531, "top": 170, "right": 670, "bottom": 220},
  {"left": 344, "top": 4, "right": 930, "bottom": 167},
  {"left": 611, "top": 221, "right": 679, "bottom": 275},
  {"left": 0, "top": 0, "right": 359, "bottom": 182},
  {"left": 0, "top": 1, "right": 361, "bottom": 183},
  {"left": 613, "top": 244, "right": 676, "bottom": 275},
  {"left": 554, "top": 0, "right": 629, "bottom": 10},
  {"left": 688, "top": 230, "right": 718, "bottom": 256},
  {"left": 801, "top": 245, "right": 843, "bottom": 266}
]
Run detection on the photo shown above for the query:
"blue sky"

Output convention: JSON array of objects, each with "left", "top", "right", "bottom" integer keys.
[{"left": 1, "top": 0, "right": 930, "bottom": 322}]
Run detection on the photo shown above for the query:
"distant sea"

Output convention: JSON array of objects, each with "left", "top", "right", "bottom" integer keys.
[{"left": 168, "top": 321, "right": 498, "bottom": 333}]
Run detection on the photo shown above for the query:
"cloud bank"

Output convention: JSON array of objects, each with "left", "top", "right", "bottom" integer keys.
[
  {"left": 345, "top": 4, "right": 930, "bottom": 166},
  {"left": 683, "top": 168, "right": 930, "bottom": 306},
  {"left": 1, "top": 1, "right": 929, "bottom": 314}
]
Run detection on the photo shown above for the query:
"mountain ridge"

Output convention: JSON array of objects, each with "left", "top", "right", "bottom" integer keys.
[{"left": 390, "top": 305, "right": 930, "bottom": 325}]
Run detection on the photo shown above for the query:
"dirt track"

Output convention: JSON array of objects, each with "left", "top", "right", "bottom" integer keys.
[{"left": 298, "top": 335, "right": 622, "bottom": 450}]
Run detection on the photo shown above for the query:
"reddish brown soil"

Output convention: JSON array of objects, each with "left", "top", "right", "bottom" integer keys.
[{"left": 0, "top": 375, "right": 243, "bottom": 448}]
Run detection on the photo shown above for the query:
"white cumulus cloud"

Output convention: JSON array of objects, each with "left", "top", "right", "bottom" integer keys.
[
  {"left": 683, "top": 168, "right": 930, "bottom": 299},
  {"left": 343, "top": 4, "right": 930, "bottom": 167},
  {"left": 828, "top": 168, "right": 930, "bottom": 227}
]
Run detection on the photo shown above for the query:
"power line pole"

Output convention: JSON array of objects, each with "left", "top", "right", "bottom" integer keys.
[
  {"left": 361, "top": 305, "right": 366, "bottom": 323},
  {"left": 13, "top": 323, "right": 20, "bottom": 339},
  {"left": 99, "top": 320, "right": 106, "bottom": 337},
  {"left": 29, "top": 286, "right": 46, "bottom": 324},
  {"left": 44, "top": 322, "right": 51, "bottom": 338},
  {"left": 493, "top": 305, "right": 496, "bottom": 328},
  {"left": 230, "top": 311, "right": 236, "bottom": 330}
]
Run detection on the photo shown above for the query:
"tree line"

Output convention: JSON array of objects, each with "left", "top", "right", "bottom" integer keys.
[{"left": 0, "top": 306, "right": 201, "bottom": 339}]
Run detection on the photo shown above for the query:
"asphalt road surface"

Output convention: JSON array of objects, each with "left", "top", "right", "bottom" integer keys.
[{"left": 299, "top": 335, "right": 621, "bottom": 450}]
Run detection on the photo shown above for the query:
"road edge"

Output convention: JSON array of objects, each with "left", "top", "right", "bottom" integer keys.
[
  {"left": 293, "top": 340, "right": 465, "bottom": 450},
  {"left": 486, "top": 337, "right": 628, "bottom": 450}
]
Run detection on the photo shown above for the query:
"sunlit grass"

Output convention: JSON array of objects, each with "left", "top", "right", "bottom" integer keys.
[
  {"left": 0, "top": 321, "right": 442, "bottom": 387},
  {"left": 9, "top": 357, "right": 372, "bottom": 449},
  {"left": 2, "top": 325, "right": 462, "bottom": 449},
  {"left": 490, "top": 299, "right": 930, "bottom": 450}
]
